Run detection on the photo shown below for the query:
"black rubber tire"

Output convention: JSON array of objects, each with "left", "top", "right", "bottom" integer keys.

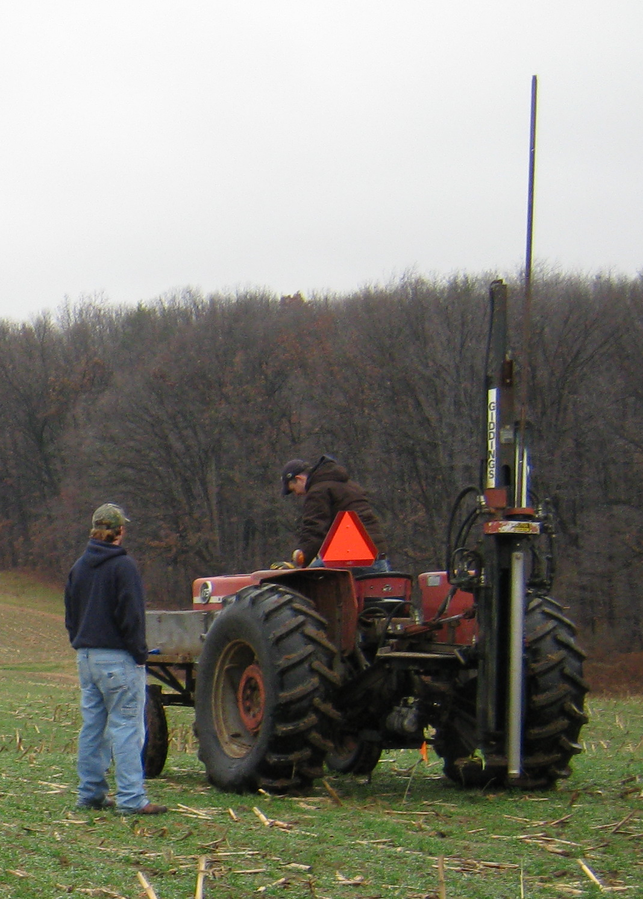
[
  {"left": 194, "top": 583, "right": 339, "bottom": 794},
  {"left": 326, "top": 730, "right": 382, "bottom": 776},
  {"left": 435, "top": 592, "right": 589, "bottom": 789},
  {"left": 143, "top": 684, "right": 169, "bottom": 778},
  {"left": 435, "top": 670, "right": 488, "bottom": 787}
]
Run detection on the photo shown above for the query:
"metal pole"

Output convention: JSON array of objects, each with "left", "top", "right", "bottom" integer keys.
[
  {"left": 525, "top": 75, "right": 538, "bottom": 300},
  {"left": 507, "top": 549, "right": 526, "bottom": 778},
  {"left": 517, "top": 75, "right": 538, "bottom": 507}
]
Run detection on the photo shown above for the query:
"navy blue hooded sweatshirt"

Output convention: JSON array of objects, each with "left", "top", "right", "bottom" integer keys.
[{"left": 64, "top": 539, "right": 148, "bottom": 665}]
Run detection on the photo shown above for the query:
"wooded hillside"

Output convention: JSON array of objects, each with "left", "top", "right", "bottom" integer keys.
[{"left": 1, "top": 272, "right": 640, "bottom": 651}]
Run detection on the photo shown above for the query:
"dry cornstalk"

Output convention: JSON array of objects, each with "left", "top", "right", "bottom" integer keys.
[
  {"left": 335, "top": 872, "right": 365, "bottom": 885},
  {"left": 176, "top": 803, "right": 213, "bottom": 820},
  {"left": 136, "top": 871, "right": 159, "bottom": 899},
  {"left": 252, "top": 807, "right": 271, "bottom": 826},
  {"left": 383, "top": 810, "right": 437, "bottom": 816},
  {"left": 194, "top": 856, "right": 207, "bottom": 899},
  {"left": 610, "top": 811, "right": 636, "bottom": 834},
  {"left": 437, "top": 855, "right": 446, "bottom": 899},
  {"left": 321, "top": 779, "right": 343, "bottom": 806},
  {"left": 546, "top": 813, "right": 573, "bottom": 827},
  {"left": 577, "top": 858, "right": 605, "bottom": 891},
  {"left": 402, "top": 758, "right": 422, "bottom": 803},
  {"left": 76, "top": 889, "right": 126, "bottom": 898}
]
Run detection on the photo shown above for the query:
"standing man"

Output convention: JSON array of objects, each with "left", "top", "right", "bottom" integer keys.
[
  {"left": 281, "top": 455, "right": 391, "bottom": 573},
  {"left": 64, "top": 503, "right": 167, "bottom": 815}
]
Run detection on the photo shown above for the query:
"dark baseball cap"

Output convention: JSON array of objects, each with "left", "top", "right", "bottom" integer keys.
[
  {"left": 92, "top": 503, "right": 130, "bottom": 528},
  {"left": 281, "top": 459, "right": 308, "bottom": 495}
]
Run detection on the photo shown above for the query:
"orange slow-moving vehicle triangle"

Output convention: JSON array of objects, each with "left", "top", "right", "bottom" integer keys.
[{"left": 319, "top": 510, "right": 378, "bottom": 567}]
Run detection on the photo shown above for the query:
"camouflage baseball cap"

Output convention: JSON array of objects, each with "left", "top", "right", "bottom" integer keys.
[{"left": 91, "top": 503, "right": 130, "bottom": 529}]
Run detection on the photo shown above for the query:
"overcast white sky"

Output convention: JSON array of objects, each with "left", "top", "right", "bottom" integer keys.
[{"left": 0, "top": 1, "right": 641, "bottom": 322}]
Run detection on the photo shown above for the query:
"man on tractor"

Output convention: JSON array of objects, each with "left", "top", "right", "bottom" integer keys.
[{"left": 281, "top": 454, "right": 390, "bottom": 575}]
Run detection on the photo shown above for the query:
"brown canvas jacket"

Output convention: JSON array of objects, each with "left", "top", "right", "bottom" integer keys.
[{"left": 298, "top": 457, "right": 387, "bottom": 566}]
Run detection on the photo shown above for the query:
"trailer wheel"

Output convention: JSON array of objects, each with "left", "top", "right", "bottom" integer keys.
[
  {"left": 435, "top": 592, "right": 589, "bottom": 789},
  {"left": 194, "top": 583, "right": 339, "bottom": 793},
  {"left": 143, "top": 684, "right": 169, "bottom": 778},
  {"left": 326, "top": 730, "right": 382, "bottom": 776}
]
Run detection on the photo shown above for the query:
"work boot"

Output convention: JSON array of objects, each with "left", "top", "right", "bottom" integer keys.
[
  {"left": 138, "top": 802, "right": 167, "bottom": 815},
  {"left": 77, "top": 797, "right": 116, "bottom": 810},
  {"left": 119, "top": 802, "right": 167, "bottom": 815}
]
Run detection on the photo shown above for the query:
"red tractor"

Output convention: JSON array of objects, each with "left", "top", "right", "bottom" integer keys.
[{"left": 145, "top": 279, "right": 588, "bottom": 792}]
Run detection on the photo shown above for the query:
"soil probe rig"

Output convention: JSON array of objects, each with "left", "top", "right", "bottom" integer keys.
[{"left": 143, "top": 277, "right": 588, "bottom": 793}]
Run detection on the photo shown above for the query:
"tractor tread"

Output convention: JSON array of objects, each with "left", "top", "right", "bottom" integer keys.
[
  {"left": 274, "top": 713, "right": 318, "bottom": 737},
  {"left": 434, "top": 590, "right": 587, "bottom": 790},
  {"left": 278, "top": 645, "right": 315, "bottom": 673},
  {"left": 194, "top": 582, "right": 338, "bottom": 794},
  {"left": 303, "top": 626, "right": 338, "bottom": 654},
  {"left": 311, "top": 659, "right": 342, "bottom": 686},
  {"left": 265, "top": 747, "right": 313, "bottom": 766},
  {"left": 278, "top": 678, "right": 319, "bottom": 706},
  {"left": 270, "top": 615, "right": 308, "bottom": 643}
]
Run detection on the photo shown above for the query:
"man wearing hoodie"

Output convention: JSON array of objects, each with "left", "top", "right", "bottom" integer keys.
[
  {"left": 64, "top": 503, "right": 166, "bottom": 815},
  {"left": 281, "top": 455, "right": 390, "bottom": 574}
]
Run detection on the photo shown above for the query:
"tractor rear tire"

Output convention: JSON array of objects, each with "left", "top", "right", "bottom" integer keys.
[
  {"left": 435, "top": 592, "right": 589, "bottom": 789},
  {"left": 143, "top": 684, "right": 169, "bottom": 778},
  {"left": 194, "top": 583, "right": 339, "bottom": 793}
]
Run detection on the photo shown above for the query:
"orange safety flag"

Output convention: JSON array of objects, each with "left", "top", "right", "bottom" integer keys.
[
  {"left": 319, "top": 511, "right": 378, "bottom": 567},
  {"left": 419, "top": 741, "right": 428, "bottom": 763}
]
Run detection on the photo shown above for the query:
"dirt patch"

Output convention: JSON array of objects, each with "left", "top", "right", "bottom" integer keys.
[
  {"left": 584, "top": 652, "right": 643, "bottom": 696},
  {"left": 0, "top": 602, "right": 74, "bottom": 671}
]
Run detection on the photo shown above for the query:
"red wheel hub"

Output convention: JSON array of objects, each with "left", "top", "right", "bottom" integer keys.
[{"left": 236, "top": 664, "right": 266, "bottom": 733}]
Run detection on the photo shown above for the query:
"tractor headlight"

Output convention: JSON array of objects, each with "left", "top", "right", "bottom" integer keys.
[{"left": 198, "top": 580, "right": 212, "bottom": 603}]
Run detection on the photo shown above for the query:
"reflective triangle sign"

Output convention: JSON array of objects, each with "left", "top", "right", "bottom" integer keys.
[{"left": 319, "top": 510, "right": 378, "bottom": 567}]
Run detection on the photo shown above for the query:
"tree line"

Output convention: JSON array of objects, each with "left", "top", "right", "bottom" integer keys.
[{"left": 1, "top": 272, "right": 641, "bottom": 652}]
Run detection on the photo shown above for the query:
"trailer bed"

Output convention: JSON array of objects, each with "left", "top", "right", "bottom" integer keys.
[{"left": 145, "top": 608, "right": 218, "bottom": 664}]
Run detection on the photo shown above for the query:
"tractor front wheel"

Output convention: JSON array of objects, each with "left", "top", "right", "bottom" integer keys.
[
  {"left": 326, "top": 727, "right": 382, "bottom": 775},
  {"left": 194, "top": 583, "right": 339, "bottom": 793}
]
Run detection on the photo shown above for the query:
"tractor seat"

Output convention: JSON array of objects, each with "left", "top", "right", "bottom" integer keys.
[{"left": 353, "top": 572, "right": 413, "bottom": 613}]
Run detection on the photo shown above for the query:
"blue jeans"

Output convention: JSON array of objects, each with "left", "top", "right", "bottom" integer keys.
[{"left": 76, "top": 648, "right": 148, "bottom": 811}]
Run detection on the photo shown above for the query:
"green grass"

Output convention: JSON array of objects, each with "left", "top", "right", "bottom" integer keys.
[
  {"left": 0, "top": 572, "right": 641, "bottom": 898},
  {"left": 0, "top": 570, "right": 66, "bottom": 614},
  {"left": 0, "top": 682, "right": 642, "bottom": 898},
  {"left": 0, "top": 571, "right": 75, "bottom": 678}
]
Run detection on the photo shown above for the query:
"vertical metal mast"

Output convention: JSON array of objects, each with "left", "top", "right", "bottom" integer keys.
[
  {"left": 507, "top": 75, "right": 539, "bottom": 780},
  {"left": 517, "top": 75, "right": 538, "bottom": 507},
  {"left": 525, "top": 75, "right": 538, "bottom": 290}
]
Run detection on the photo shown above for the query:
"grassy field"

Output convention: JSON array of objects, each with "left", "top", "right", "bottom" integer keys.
[{"left": 0, "top": 572, "right": 641, "bottom": 899}]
